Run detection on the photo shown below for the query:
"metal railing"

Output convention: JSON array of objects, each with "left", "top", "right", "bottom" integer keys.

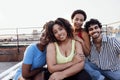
[
  {"left": 0, "top": 61, "right": 22, "bottom": 80},
  {"left": 0, "top": 24, "right": 120, "bottom": 79},
  {"left": 0, "top": 27, "right": 43, "bottom": 53}
]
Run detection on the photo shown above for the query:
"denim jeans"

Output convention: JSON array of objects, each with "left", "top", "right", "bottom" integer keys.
[
  {"left": 102, "top": 69, "right": 120, "bottom": 80},
  {"left": 84, "top": 61, "right": 105, "bottom": 80},
  {"left": 84, "top": 60, "right": 120, "bottom": 80}
]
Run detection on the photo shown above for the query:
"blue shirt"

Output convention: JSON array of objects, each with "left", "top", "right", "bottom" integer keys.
[
  {"left": 13, "top": 43, "right": 46, "bottom": 80},
  {"left": 23, "top": 43, "right": 46, "bottom": 69},
  {"left": 88, "top": 34, "right": 120, "bottom": 71}
]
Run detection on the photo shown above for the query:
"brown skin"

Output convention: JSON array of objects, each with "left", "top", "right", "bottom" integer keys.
[
  {"left": 72, "top": 13, "right": 90, "bottom": 56},
  {"left": 47, "top": 25, "right": 85, "bottom": 80},
  {"left": 47, "top": 41, "right": 85, "bottom": 80},
  {"left": 88, "top": 24, "right": 102, "bottom": 53},
  {"left": 21, "top": 30, "right": 49, "bottom": 80},
  {"left": 74, "top": 29, "right": 90, "bottom": 56},
  {"left": 22, "top": 64, "right": 44, "bottom": 79}
]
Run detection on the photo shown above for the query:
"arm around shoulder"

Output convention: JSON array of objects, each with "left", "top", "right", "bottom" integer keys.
[{"left": 82, "top": 31, "right": 91, "bottom": 56}]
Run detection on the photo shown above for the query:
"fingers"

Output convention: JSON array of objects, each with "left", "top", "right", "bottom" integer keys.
[
  {"left": 49, "top": 74, "right": 57, "bottom": 80},
  {"left": 49, "top": 77, "right": 55, "bottom": 80},
  {"left": 76, "top": 53, "right": 85, "bottom": 61},
  {"left": 76, "top": 53, "right": 85, "bottom": 57},
  {"left": 79, "top": 54, "right": 85, "bottom": 57}
]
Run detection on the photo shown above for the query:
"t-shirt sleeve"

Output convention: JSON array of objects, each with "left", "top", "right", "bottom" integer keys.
[{"left": 23, "top": 44, "right": 35, "bottom": 64}]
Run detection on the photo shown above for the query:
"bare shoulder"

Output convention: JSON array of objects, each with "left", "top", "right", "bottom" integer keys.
[
  {"left": 47, "top": 43, "right": 56, "bottom": 54},
  {"left": 47, "top": 43, "right": 55, "bottom": 48}
]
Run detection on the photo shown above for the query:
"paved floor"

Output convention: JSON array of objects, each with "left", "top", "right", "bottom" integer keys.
[{"left": 0, "top": 62, "right": 18, "bottom": 74}]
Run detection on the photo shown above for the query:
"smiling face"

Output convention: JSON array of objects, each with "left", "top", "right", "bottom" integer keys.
[
  {"left": 39, "top": 30, "right": 49, "bottom": 46},
  {"left": 52, "top": 24, "right": 67, "bottom": 42},
  {"left": 72, "top": 14, "right": 85, "bottom": 30},
  {"left": 88, "top": 24, "right": 102, "bottom": 39}
]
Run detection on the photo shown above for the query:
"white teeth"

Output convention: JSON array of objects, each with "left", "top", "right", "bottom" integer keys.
[
  {"left": 93, "top": 33, "right": 98, "bottom": 36},
  {"left": 60, "top": 34, "right": 64, "bottom": 38},
  {"left": 60, "top": 35, "right": 63, "bottom": 38}
]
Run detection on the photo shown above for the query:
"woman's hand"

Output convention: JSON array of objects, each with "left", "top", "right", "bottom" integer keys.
[
  {"left": 72, "top": 53, "right": 85, "bottom": 64},
  {"left": 48, "top": 72, "right": 65, "bottom": 80},
  {"left": 74, "top": 36, "right": 84, "bottom": 44}
]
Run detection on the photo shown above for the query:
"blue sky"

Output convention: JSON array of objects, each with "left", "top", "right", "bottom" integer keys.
[{"left": 0, "top": 0, "right": 120, "bottom": 31}]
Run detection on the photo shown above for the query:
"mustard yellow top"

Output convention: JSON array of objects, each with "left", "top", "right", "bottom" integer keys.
[{"left": 54, "top": 40, "right": 75, "bottom": 64}]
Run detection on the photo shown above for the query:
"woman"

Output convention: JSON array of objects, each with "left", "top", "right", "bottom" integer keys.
[
  {"left": 46, "top": 18, "right": 91, "bottom": 80},
  {"left": 13, "top": 22, "right": 51, "bottom": 80},
  {"left": 71, "top": 10, "right": 105, "bottom": 80},
  {"left": 71, "top": 9, "right": 90, "bottom": 56}
]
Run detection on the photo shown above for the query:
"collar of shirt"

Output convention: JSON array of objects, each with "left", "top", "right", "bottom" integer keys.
[{"left": 91, "top": 34, "right": 108, "bottom": 46}]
